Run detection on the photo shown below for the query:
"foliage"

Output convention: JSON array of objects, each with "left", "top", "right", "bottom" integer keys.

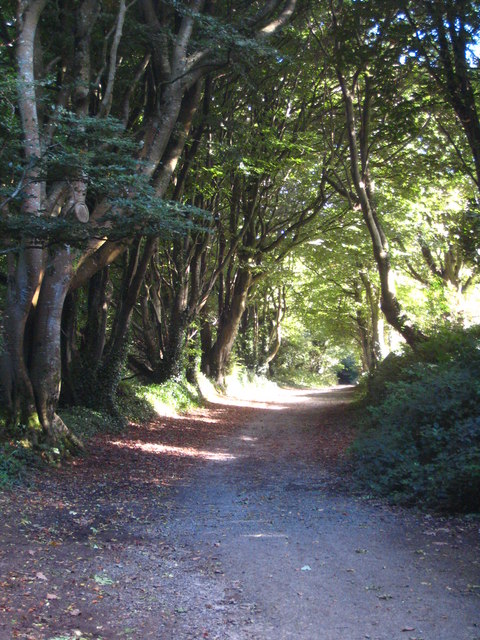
[
  {"left": 257, "top": 239, "right": 367, "bottom": 385},
  {"left": 0, "top": 442, "right": 36, "bottom": 489},
  {"left": 274, "top": 366, "right": 338, "bottom": 389},
  {"left": 336, "top": 355, "right": 360, "bottom": 385},
  {"left": 0, "top": 105, "right": 209, "bottom": 252},
  {"left": 58, "top": 406, "right": 124, "bottom": 440},
  {"left": 351, "top": 326, "right": 480, "bottom": 512},
  {"left": 224, "top": 365, "right": 281, "bottom": 398},
  {"left": 272, "top": 331, "right": 340, "bottom": 388},
  {"left": 118, "top": 378, "right": 202, "bottom": 421}
]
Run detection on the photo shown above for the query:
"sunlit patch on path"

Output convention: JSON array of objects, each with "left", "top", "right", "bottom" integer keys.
[{"left": 109, "top": 439, "right": 237, "bottom": 461}]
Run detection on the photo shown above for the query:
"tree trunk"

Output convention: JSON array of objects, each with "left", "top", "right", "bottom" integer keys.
[
  {"left": 200, "top": 320, "right": 213, "bottom": 377},
  {"left": 2, "top": 0, "right": 47, "bottom": 435},
  {"left": 153, "top": 310, "right": 189, "bottom": 383},
  {"left": 206, "top": 267, "right": 253, "bottom": 384},
  {"left": 83, "top": 239, "right": 156, "bottom": 415},
  {"left": 61, "top": 267, "right": 110, "bottom": 407},
  {"left": 360, "top": 272, "right": 383, "bottom": 370},
  {"left": 132, "top": 261, "right": 192, "bottom": 384},
  {"left": 82, "top": 267, "right": 110, "bottom": 365},
  {"left": 264, "top": 288, "right": 285, "bottom": 370},
  {"left": 2, "top": 248, "right": 42, "bottom": 432},
  {"left": 338, "top": 70, "right": 425, "bottom": 348},
  {"left": 60, "top": 291, "right": 78, "bottom": 407},
  {"left": 18, "top": 248, "right": 82, "bottom": 452}
]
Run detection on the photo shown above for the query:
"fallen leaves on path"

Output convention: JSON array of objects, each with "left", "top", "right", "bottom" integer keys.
[{"left": 0, "top": 400, "right": 260, "bottom": 639}]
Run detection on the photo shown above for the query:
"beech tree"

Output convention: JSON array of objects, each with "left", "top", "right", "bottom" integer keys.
[
  {"left": 197, "top": 65, "right": 336, "bottom": 383},
  {"left": 299, "top": 1, "right": 428, "bottom": 347},
  {"left": 0, "top": 0, "right": 298, "bottom": 448}
]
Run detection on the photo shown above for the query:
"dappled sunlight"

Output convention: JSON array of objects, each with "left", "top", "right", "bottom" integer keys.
[
  {"left": 205, "top": 385, "right": 348, "bottom": 411},
  {"left": 197, "top": 371, "right": 289, "bottom": 409},
  {"left": 147, "top": 398, "right": 183, "bottom": 418},
  {"left": 217, "top": 398, "right": 288, "bottom": 410},
  {"left": 109, "top": 439, "right": 237, "bottom": 462},
  {"left": 171, "top": 412, "right": 219, "bottom": 425}
]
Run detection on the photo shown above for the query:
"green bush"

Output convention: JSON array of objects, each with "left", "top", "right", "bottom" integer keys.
[
  {"left": 118, "top": 377, "right": 202, "bottom": 421},
  {"left": 59, "top": 377, "right": 202, "bottom": 440},
  {"left": 59, "top": 406, "right": 124, "bottom": 440},
  {"left": 0, "top": 442, "right": 36, "bottom": 488},
  {"left": 116, "top": 380, "right": 158, "bottom": 424},
  {"left": 365, "top": 324, "right": 480, "bottom": 404},
  {"left": 351, "top": 326, "right": 480, "bottom": 512}
]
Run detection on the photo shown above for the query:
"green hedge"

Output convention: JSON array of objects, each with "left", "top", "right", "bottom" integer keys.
[{"left": 351, "top": 326, "right": 480, "bottom": 512}]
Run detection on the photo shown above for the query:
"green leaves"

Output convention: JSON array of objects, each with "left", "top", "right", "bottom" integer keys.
[
  {"left": 351, "top": 326, "right": 480, "bottom": 511},
  {"left": 94, "top": 573, "right": 114, "bottom": 586},
  {"left": 0, "top": 197, "right": 210, "bottom": 249}
]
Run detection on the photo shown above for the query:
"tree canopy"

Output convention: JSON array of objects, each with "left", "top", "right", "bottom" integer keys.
[{"left": 0, "top": 0, "right": 479, "bottom": 450}]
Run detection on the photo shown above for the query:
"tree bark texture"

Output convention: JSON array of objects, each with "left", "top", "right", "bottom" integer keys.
[{"left": 206, "top": 267, "right": 253, "bottom": 384}]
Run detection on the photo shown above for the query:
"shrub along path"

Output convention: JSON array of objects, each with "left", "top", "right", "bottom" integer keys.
[{"left": 0, "top": 386, "right": 479, "bottom": 639}]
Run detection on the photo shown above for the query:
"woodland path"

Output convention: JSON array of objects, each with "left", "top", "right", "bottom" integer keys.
[{"left": 1, "top": 386, "right": 479, "bottom": 640}]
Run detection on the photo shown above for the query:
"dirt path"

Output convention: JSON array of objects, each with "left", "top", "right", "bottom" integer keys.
[{"left": 1, "top": 387, "right": 479, "bottom": 640}]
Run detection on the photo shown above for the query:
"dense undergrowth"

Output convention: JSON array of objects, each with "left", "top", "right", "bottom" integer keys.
[
  {"left": 351, "top": 326, "right": 480, "bottom": 513},
  {"left": 0, "top": 376, "right": 202, "bottom": 489}
]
